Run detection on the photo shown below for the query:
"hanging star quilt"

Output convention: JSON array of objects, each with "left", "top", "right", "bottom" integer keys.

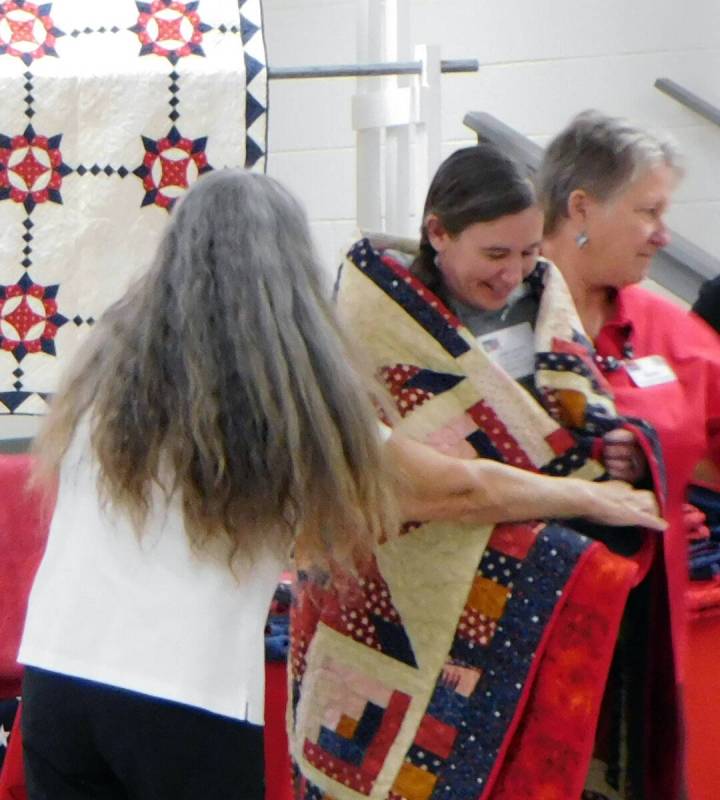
[{"left": 0, "top": 0, "right": 268, "bottom": 418}]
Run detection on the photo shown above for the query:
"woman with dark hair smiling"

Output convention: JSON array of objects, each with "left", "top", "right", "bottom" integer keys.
[{"left": 289, "top": 144, "right": 666, "bottom": 800}]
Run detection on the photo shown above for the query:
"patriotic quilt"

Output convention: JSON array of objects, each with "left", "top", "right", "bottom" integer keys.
[
  {"left": 289, "top": 241, "right": 664, "bottom": 800},
  {"left": 0, "top": 0, "right": 267, "bottom": 420}
]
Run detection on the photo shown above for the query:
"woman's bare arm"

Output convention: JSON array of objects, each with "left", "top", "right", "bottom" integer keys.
[{"left": 385, "top": 432, "right": 666, "bottom": 531}]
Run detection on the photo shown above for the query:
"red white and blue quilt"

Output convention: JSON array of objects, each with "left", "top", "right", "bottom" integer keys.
[{"left": 289, "top": 240, "right": 666, "bottom": 800}]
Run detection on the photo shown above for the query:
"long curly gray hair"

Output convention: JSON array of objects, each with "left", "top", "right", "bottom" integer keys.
[{"left": 35, "top": 169, "right": 395, "bottom": 570}]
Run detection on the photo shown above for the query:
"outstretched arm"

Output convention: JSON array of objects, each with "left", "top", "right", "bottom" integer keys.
[{"left": 385, "top": 431, "right": 666, "bottom": 531}]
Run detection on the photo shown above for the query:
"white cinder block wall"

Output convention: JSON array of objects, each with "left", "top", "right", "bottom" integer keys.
[
  {"left": 263, "top": 0, "right": 720, "bottom": 279},
  {"left": 1, "top": 1, "right": 717, "bottom": 441}
]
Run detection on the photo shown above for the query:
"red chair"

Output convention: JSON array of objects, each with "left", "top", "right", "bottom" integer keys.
[
  {"left": 0, "top": 454, "right": 52, "bottom": 699},
  {"left": 0, "top": 454, "right": 53, "bottom": 800}
]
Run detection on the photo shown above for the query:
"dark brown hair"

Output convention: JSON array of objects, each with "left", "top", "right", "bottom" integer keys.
[{"left": 412, "top": 144, "right": 536, "bottom": 289}]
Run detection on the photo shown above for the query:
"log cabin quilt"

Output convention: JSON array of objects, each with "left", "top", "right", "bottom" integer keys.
[{"left": 289, "top": 240, "right": 665, "bottom": 800}]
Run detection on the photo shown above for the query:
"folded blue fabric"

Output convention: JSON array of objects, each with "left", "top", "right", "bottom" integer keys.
[
  {"left": 689, "top": 485, "right": 720, "bottom": 580},
  {"left": 689, "top": 485, "right": 720, "bottom": 535},
  {"left": 690, "top": 551, "right": 720, "bottom": 569},
  {"left": 265, "top": 614, "right": 290, "bottom": 662},
  {"left": 690, "top": 562, "right": 720, "bottom": 582}
]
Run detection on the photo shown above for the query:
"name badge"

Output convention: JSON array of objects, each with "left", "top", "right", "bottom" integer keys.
[
  {"left": 478, "top": 321, "right": 535, "bottom": 379},
  {"left": 624, "top": 355, "right": 677, "bottom": 388}
]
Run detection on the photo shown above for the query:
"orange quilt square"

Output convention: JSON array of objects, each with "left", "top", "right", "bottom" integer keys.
[
  {"left": 467, "top": 575, "right": 510, "bottom": 620},
  {"left": 392, "top": 763, "right": 438, "bottom": 800}
]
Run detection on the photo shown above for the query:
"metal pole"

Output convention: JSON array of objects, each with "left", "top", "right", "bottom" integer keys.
[
  {"left": 440, "top": 59, "right": 480, "bottom": 74},
  {"left": 355, "top": 0, "right": 386, "bottom": 233},
  {"left": 268, "top": 58, "right": 479, "bottom": 80}
]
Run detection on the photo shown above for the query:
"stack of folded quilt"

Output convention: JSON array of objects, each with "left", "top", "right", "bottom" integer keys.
[{"left": 686, "top": 486, "right": 720, "bottom": 619}]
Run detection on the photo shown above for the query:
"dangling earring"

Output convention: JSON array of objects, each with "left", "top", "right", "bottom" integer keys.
[
  {"left": 433, "top": 253, "right": 442, "bottom": 269},
  {"left": 575, "top": 231, "right": 589, "bottom": 249}
]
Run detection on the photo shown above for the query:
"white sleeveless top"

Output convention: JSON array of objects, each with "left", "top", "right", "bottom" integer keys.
[{"left": 19, "top": 426, "right": 286, "bottom": 724}]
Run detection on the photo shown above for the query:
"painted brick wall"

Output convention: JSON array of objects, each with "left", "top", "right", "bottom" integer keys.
[
  {"left": 262, "top": 0, "right": 720, "bottom": 278},
  {"left": 1, "top": 1, "right": 716, "bottom": 441}
]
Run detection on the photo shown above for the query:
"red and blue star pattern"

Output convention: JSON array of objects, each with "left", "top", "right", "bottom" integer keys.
[
  {"left": 131, "top": 1, "right": 211, "bottom": 64},
  {"left": 0, "top": 272, "right": 67, "bottom": 362},
  {"left": 0, "top": 0, "right": 267, "bottom": 415},
  {"left": 0, "top": 125, "right": 71, "bottom": 213},
  {"left": 134, "top": 125, "right": 211, "bottom": 210},
  {"left": 0, "top": 1, "right": 64, "bottom": 65}
]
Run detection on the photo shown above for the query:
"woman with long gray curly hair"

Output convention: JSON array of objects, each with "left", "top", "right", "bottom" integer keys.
[{"left": 18, "top": 169, "right": 397, "bottom": 800}]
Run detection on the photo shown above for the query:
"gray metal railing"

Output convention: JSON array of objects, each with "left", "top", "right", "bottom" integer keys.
[
  {"left": 269, "top": 59, "right": 478, "bottom": 80},
  {"left": 463, "top": 112, "right": 544, "bottom": 174},
  {"left": 463, "top": 111, "right": 720, "bottom": 302},
  {"left": 0, "top": 436, "right": 33, "bottom": 453},
  {"left": 655, "top": 78, "right": 720, "bottom": 128}
]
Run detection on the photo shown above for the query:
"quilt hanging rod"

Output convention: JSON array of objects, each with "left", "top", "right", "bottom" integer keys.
[{"left": 268, "top": 59, "right": 479, "bottom": 80}]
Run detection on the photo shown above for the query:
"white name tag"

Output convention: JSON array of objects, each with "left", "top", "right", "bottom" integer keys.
[
  {"left": 478, "top": 321, "right": 535, "bottom": 379},
  {"left": 624, "top": 355, "right": 677, "bottom": 387}
]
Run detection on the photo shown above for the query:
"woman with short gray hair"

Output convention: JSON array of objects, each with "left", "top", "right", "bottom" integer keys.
[
  {"left": 540, "top": 109, "right": 681, "bottom": 239},
  {"left": 541, "top": 109, "right": 720, "bottom": 800}
]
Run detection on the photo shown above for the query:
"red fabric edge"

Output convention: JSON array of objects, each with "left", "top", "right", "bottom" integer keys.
[{"left": 481, "top": 542, "right": 638, "bottom": 800}]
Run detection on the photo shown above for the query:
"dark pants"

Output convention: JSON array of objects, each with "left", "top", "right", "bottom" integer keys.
[{"left": 21, "top": 667, "right": 265, "bottom": 800}]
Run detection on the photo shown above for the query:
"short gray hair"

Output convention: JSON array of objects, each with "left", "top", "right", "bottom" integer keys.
[{"left": 538, "top": 109, "right": 682, "bottom": 235}]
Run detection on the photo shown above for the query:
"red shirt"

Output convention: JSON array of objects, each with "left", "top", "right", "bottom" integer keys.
[{"left": 596, "top": 285, "right": 720, "bottom": 675}]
